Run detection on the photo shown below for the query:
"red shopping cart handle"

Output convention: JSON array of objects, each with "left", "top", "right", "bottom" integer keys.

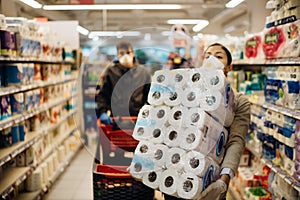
[{"left": 97, "top": 116, "right": 137, "bottom": 126}]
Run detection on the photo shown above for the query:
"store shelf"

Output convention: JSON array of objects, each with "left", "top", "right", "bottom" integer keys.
[
  {"left": 0, "top": 78, "right": 76, "bottom": 97},
  {"left": 0, "top": 95, "right": 74, "bottom": 131},
  {"left": 0, "top": 56, "right": 74, "bottom": 65},
  {"left": 233, "top": 57, "right": 300, "bottom": 66},
  {"left": 14, "top": 143, "right": 82, "bottom": 200},
  {"left": 249, "top": 100, "right": 300, "bottom": 120},
  {"left": 246, "top": 142, "right": 300, "bottom": 193},
  {"left": 0, "top": 109, "right": 77, "bottom": 168},
  {"left": 0, "top": 167, "right": 31, "bottom": 198}
]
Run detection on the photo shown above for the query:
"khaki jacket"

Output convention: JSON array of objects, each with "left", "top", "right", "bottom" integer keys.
[{"left": 221, "top": 92, "right": 250, "bottom": 175}]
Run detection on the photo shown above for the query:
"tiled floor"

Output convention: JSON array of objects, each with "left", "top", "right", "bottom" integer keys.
[{"left": 43, "top": 145, "right": 95, "bottom": 200}]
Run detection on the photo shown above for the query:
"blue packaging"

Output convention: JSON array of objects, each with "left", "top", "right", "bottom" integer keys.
[
  {"left": 0, "top": 128, "right": 12, "bottom": 148},
  {"left": 11, "top": 125, "right": 19, "bottom": 144},
  {"left": 1, "top": 95, "right": 12, "bottom": 120},
  {"left": 264, "top": 79, "right": 283, "bottom": 105},
  {"left": 18, "top": 123, "right": 25, "bottom": 141},
  {"left": 10, "top": 93, "right": 24, "bottom": 115},
  {"left": 4, "top": 64, "right": 23, "bottom": 85},
  {"left": 22, "top": 64, "right": 28, "bottom": 84}
]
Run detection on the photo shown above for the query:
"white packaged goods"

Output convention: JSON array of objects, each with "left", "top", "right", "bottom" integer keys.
[{"left": 130, "top": 66, "right": 236, "bottom": 198}]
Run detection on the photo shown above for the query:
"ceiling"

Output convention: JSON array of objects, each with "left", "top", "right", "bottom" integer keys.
[{"left": 2, "top": 0, "right": 268, "bottom": 45}]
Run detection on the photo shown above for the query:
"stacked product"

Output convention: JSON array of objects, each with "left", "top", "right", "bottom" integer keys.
[{"left": 129, "top": 59, "right": 235, "bottom": 199}]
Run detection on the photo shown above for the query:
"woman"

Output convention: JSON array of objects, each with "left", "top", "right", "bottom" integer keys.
[{"left": 164, "top": 43, "right": 250, "bottom": 200}]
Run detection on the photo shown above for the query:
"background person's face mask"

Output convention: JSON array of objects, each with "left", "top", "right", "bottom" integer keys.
[{"left": 119, "top": 54, "right": 134, "bottom": 67}]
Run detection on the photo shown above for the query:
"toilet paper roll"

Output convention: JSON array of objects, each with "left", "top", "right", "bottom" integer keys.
[
  {"left": 134, "top": 141, "right": 155, "bottom": 156},
  {"left": 199, "top": 89, "right": 235, "bottom": 127},
  {"left": 165, "top": 147, "right": 186, "bottom": 170},
  {"left": 177, "top": 172, "right": 203, "bottom": 199},
  {"left": 184, "top": 151, "right": 216, "bottom": 177},
  {"left": 133, "top": 125, "right": 151, "bottom": 141},
  {"left": 142, "top": 169, "right": 163, "bottom": 189},
  {"left": 164, "top": 87, "right": 182, "bottom": 107},
  {"left": 169, "top": 69, "right": 189, "bottom": 87},
  {"left": 152, "top": 143, "right": 169, "bottom": 168},
  {"left": 202, "top": 70, "right": 226, "bottom": 91},
  {"left": 152, "top": 70, "right": 171, "bottom": 86},
  {"left": 149, "top": 105, "right": 170, "bottom": 124},
  {"left": 183, "top": 107, "right": 209, "bottom": 127},
  {"left": 148, "top": 83, "right": 167, "bottom": 105},
  {"left": 149, "top": 125, "right": 165, "bottom": 144},
  {"left": 164, "top": 126, "right": 181, "bottom": 147},
  {"left": 159, "top": 168, "right": 180, "bottom": 197},
  {"left": 181, "top": 88, "right": 201, "bottom": 108},
  {"left": 138, "top": 105, "right": 152, "bottom": 119},
  {"left": 168, "top": 106, "right": 188, "bottom": 128},
  {"left": 179, "top": 126, "right": 203, "bottom": 151}
]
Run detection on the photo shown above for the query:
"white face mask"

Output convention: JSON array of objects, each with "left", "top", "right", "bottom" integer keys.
[
  {"left": 202, "top": 55, "right": 224, "bottom": 70},
  {"left": 119, "top": 54, "right": 133, "bottom": 66}
]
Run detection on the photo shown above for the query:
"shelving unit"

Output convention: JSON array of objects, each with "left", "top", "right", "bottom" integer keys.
[{"left": 0, "top": 57, "right": 82, "bottom": 200}]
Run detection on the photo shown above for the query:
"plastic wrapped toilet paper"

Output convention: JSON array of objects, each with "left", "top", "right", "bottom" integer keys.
[
  {"left": 199, "top": 89, "right": 235, "bottom": 127},
  {"left": 183, "top": 107, "right": 209, "bottom": 127},
  {"left": 152, "top": 70, "right": 171, "bottom": 86},
  {"left": 149, "top": 125, "right": 165, "bottom": 144},
  {"left": 138, "top": 105, "right": 152, "bottom": 119},
  {"left": 177, "top": 172, "right": 203, "bottom": 199},
  {"left": 142, "top": 169, "right": 163, "bottom": 189},
  {"left": 133, "top": 125, "right": 151, "bottom": 141},
  {"left": 159, "top": 167, "right": 180, "bottom": 197},
  {"left": 149, "top": 105, "right": 170, "bottom": 124},
  {"left": 179, "top": 126, "right": 204, "bottom": 151},
  {"left": 181, "top": 88, "right": 201, "bottom": 108},
  {"left": 148, "top": 83, "right": 167, "bottom": 105},
  {"left": 184, "top": 151, "right": 218, "bottom": 178},
  {"left": 164, "top": 87, "right": 182, "bottom": 107},
  {"left": 168, "top": 106, "right": 188, "bottom": 128},
  {"left": 152, "top": 143, "right": 169, "bottom": 168},
  {"left": 164, "top": 126, "right": 181, "bottom": 147},
  {"left": 168, "top": 69, "right": 190, "bottom": 88},
  {"left": 165, "top": 147, "right": 186, "bottom": 170},
  {"left": 202, "top": 70, "right": 226, "bottom": 91}
]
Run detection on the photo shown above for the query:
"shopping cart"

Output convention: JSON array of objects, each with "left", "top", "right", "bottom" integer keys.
[{"left": 93, "top": 116, "right": 154, "bottom": 200}]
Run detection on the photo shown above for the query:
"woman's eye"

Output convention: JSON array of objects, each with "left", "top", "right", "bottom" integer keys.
[
  {"left": 217, "top": 56, "right": 223, "bottom": 59},
  {"left": 205, "top": 55, "right": 210, "bottom": 59}
]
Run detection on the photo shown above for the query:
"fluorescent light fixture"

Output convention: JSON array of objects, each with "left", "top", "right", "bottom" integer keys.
[
  {"left": 20, "top": 0, "right": 42, "bottom": 9},
  {"left": 192, "top": 20, "right": 209, "bottom": 32},
  {"left": 225, "top": 0, "right": 244, "bottom": 8},
  {"left": 43, "top": 4, "right": 182, "bottom": 10},
  {"left": 144, "top": 33, "right": 151, "bottom": 41},
  {"left": 167, "top": 19, "right": 205, "bottom": 24},
  {"left": 77, "top": 25, "right": 89, "bottom": 36},
  {"left": 89, "top": 31, "right": 141, "bottom": 37}
]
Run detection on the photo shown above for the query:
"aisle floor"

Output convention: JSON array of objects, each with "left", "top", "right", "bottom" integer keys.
[{"left": 43, "top": 146, "right": 94, "bottom": 200}]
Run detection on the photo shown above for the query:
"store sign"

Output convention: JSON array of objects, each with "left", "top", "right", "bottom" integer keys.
[{"left": 69, "top": 0, "right": 94, "bottom": 4}]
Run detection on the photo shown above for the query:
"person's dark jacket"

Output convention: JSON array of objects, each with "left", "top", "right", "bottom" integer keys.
[{"left": 95, "top": 62, "right": 151, "bottom": 118}]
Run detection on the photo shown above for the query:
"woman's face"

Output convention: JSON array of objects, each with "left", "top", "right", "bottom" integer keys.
[{"left": 204, "top": 45, "right": 232, "bottom": 76}]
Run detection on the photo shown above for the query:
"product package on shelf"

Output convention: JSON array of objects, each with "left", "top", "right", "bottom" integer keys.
[
  {"left": 244, "top": 32, "right": 265, "bottom": 60},
  {"left": 262, "top": 20, "right": 300, "bottom": 59},
  {"left": 129, "top": 62, "right": 236, "bottom": 199}
]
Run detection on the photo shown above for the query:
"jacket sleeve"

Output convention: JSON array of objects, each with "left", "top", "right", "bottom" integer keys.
[
  {"left": 221, "top": 94, "right": 250, "bottom": 175},
  {"left": 95, "top": 68, "right": 112, "bottom": 118}
]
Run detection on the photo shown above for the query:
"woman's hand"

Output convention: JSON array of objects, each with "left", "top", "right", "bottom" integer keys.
[{"left": 197, "top": 175, "right": 229, "bottom": 200}]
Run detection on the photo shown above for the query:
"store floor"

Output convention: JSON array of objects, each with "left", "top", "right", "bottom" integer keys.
[
  {"left": 43, "top": 146, "right": 94, "bottom": 200},
  {"left": 43, "top": 144, "right": 236, "bottom": 200}
]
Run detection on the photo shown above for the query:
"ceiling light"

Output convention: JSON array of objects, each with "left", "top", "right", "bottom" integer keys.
[
  {"left": 167, "top": 19, "right": 205, "bottom": 24},
  {"left": 144, "top": 33, "right": 151, "bottom": 41},
  {"left": 225, "top": 0, "right": 245, "bottom": 8},
  {"left": 161, "top": 31, "right": 172, "bottom": 36},
  {"left": 89, "top": 31, "right": 141, "bottom": 37},
  {"left": 77, "top": 25, "right": 89, "bottom": 36},
  {"left": 192, "top": 20, "right": 209, "bottom": 32},
  {"left": 43, "top": 4, "right": 182, "bottom": 10},
  {"left": 19, "top": 0, "right": 42, "bottom": 9}
]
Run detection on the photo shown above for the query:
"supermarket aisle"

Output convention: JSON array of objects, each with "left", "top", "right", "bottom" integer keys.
[{"left": 43, "top": 146, "right": 94, "bottom": 200}]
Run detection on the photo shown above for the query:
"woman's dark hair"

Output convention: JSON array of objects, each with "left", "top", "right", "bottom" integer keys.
[{"left": 207, "top": 43, "right": 232, "bottom": 65}]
